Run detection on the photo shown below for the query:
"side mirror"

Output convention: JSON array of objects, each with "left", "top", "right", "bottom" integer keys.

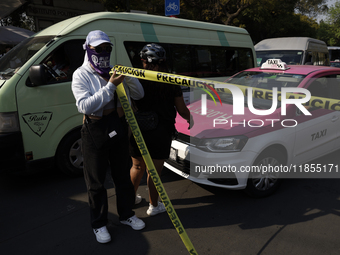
[{"left": 28, "top": 65, "right": 48, "bottom": 86}]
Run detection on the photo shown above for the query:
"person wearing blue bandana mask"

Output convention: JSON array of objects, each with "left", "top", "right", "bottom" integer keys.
[{"left": 71, "top": 30, "right": 145, "bottom": 244}]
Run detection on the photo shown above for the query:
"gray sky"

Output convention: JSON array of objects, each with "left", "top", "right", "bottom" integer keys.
[{"left": 317, "top": 0, "right": 337, "bottom": 21}]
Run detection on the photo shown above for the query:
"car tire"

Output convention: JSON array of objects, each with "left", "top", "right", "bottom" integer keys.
[
  {"left": 245, "top": 148, "right": 284, "bottom": 198},
  {"left": 56, "top": 130, "right": 83, "bottom": 177}
]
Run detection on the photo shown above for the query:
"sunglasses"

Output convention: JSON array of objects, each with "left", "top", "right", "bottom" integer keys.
[{"left": 94, "top": 45, "right": 112, "bottom": 53}]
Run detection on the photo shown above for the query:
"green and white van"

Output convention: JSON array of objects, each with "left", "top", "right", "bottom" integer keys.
[{"left": 0, "top": 12, "right": 256, "bottom": 176}]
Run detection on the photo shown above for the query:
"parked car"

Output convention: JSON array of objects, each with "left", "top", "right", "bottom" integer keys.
[
  {"left": 165, "top": 59, "right": 340, "bottom": 197},
  {"left": 330, "top": 60, "right": 340, "bottom": 68}
]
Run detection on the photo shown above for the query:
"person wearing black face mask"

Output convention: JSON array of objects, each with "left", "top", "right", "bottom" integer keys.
[{"left": 71, "top": 30, "right": 145, "bottom": 244}]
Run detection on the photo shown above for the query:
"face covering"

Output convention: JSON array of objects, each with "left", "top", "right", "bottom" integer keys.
[{"left": 85, "top": 45, "right": 111, "bottom": 80}]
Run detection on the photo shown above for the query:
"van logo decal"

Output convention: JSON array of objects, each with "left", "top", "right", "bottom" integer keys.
[{"left": 22, "top": 112, "right": 53, "bottom": 137}]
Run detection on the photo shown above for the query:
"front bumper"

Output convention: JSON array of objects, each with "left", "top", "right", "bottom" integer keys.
[
  {"left": 0, "top": 132, "right": 25, "bottom": 172},
  {"left": 165, "top": 138, "right": 259, "bottom": 190}
]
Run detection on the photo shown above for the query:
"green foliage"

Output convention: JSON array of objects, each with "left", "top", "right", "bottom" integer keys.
[
  {"left": 318, "top": 21, "right": 334, "bottom": 45},
  {"left": 319, "top": 1, "right": 340, "bottom": 46},
  {"left": 235, "top": 0, "right": 319, "bottom": 43},
  {"left": 295, "top": 0, "right": 328, "bottom": 17},
  {"left": 179, "top": 0, "right": 255, "bottom": 25}
]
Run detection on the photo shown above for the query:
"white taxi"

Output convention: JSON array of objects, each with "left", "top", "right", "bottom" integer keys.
[{"left": 165, "top": 59, "right": 340, "bottom": 197}]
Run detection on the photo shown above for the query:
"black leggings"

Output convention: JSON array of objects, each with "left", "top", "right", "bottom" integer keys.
[{"left": 81, "top": 116, "right": 135, "bottom": 229}]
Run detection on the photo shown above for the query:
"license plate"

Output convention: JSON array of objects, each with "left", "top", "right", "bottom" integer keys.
[{"left": 169, "top": 147, "right": 177, "bottom": 161}]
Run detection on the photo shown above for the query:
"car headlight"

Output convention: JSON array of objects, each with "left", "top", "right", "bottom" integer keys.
[
  {"left": 0, "top": 112, "right": 20, "bottom": 133},
  {"left": 197, "top": 135, "right": 248, "bottom": 152}
]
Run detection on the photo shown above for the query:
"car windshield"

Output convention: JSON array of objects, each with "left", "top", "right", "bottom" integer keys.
[
  {"left": 256, "top": 50, "right": 303, "bottom": 66},
  {"left": 0, "top": 36, "right": 55, "bottom": 80},
  {"left": 190, "top": 71, "right": 306, "bottom": 110},
  {"left": 220, "top": 71, "right": 306, "bottom": 109}
]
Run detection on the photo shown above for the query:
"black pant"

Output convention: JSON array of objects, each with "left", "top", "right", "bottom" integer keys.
[{"left": 81, "top": 116, "right": 135, "bottom": 229}]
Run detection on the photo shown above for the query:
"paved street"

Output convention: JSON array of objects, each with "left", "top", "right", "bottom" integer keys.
[{"left": 1, "top": 150, "right": 340, "bottom": 255}]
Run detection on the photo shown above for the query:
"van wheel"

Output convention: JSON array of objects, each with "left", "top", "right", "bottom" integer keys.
[
  {"left": 56, "top": 130, "right": 83, "bottom": 177},
  {"left": 245, "top": 148, "right": 284, "bottom": 198}
]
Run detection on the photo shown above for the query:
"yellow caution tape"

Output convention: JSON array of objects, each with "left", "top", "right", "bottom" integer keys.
[
  {"left": 115, "top": 83, "right": 198, "bottom": 255},
  {"left": 111, "top": 65, "right": 340, "bottom": 112}
]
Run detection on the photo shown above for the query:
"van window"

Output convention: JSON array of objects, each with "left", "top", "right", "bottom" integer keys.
[
  {"left": 0, "top": 36, "right": 54, "bottom": 80},
  {"left": 124, "top": 41, "right": 254, "bottom": 78},
  {"left": 256, "top": 50, "right": 304, "bottom": 66},
  {"left": 328, "top": 47, "right": 340, "bottom": 61},
  {"left": 310, "top": 51, "right": 329, "bottom": 66},
  {"left": 40, "top": 40, "right": 84, "bottom": 84}
]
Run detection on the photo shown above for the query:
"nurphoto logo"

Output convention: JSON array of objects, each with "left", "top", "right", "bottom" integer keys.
[{"left": 200, "top": 84, "right": 312, "bottom": 128}]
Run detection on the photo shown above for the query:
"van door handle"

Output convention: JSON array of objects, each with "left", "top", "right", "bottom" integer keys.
[{"left": 332, "top": 116, "right": 339, "bottom": 122}]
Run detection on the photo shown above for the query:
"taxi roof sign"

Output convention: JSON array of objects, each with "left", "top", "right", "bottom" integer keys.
[{"left": 261, "top": 59, "right": 289, "bottom": 70}]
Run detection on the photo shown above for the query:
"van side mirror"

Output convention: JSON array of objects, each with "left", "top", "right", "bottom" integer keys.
[{"left": 28, "top": 65, "right": 48, "bottom": 86}]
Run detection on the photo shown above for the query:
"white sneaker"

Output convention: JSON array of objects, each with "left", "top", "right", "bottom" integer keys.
[
  {"left": 120, "top": 215, "right": 145, "bottom": 230},
  {"left": 135, "top": 194, "right": 142, "bottom": 205},
  {"left": 146, "top": 202, "right": 166, "bottom": 216},
  {"left": 93, "top": 226, "right": 111, "bottom": 243}
]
